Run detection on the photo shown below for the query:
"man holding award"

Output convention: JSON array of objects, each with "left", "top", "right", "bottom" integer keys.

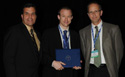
[{"left": 41, "top": 6, "right": 81, "bottom": 77}]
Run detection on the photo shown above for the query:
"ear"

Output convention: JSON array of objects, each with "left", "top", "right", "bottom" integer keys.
[
  {"left": 57, "top": 15, "right": 60, "bottom": 20},
  {"left": 70, "top": 15, "right": 73, "bottom": 20},
  {"left": 87, "top": 13, "right": 89, "bottom": 17},
  {"left": 21, "top": 14, "right": 23, "bottom": 19},
  {"left": 100, "top": 10, "right": 103, "bottom": 16},
  {"left": 72, "top": 16, "right": 73, "bottom": 19}
]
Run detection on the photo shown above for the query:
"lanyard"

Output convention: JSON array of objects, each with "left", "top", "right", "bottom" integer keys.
[
  {"left": 91, "top": 25, "right": 102, "bottom": 49},
  {"left": 58, "top": 25, "right": 70, "bottom": 45}
]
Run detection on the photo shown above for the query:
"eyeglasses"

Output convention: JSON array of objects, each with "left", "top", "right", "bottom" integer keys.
[{"left": 88, "top": 10, "right": 101, "bottom": 14}]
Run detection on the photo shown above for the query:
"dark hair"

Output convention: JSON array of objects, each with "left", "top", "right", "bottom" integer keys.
[
  {"left": 58, "top": 6, "right": 73, "bottom": 15},
  {"left": 21, "top": 3, "right": 36, "bottom": 14},
  {"left": 87, "top": 1, "right": 102, "bottom": 12}
]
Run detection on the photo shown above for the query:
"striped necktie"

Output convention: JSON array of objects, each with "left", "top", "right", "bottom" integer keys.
[{"left": 63, "top": 30, "right": 69, "bottom": 49}]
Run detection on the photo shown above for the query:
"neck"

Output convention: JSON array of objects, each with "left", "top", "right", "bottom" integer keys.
[
  {"left": 93, "top": 19, "right": 101, "bottom": 26},
  {"left": 59, "top": 24, "right": 69, "bottom": 30},
  {"left": 23, "top": 22, "right": 33, "bottom": 29}
]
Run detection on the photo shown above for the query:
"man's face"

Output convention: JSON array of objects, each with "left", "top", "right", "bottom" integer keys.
[
  {"left": 58, "top": 9, "right": 73, "bottom": 28},
  {"left": 21, "top": 7, "right": 37, "bottom": 27},
  {"left": 87, "top": 3, "right": 103, "bottom": 24}
]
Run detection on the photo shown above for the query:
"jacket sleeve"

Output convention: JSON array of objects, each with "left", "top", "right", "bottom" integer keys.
[
  {"left": 114, "top": 25, "right": 124, "bottom": 69},
  {"left": 3, "top": 28, "right": 18, "bottom": 77},
  {"left": 41, "top": 31, "right": 54, "bottom": 67},
  {"left": 79, "top": 30, "right": 86, "bottom": 59}
]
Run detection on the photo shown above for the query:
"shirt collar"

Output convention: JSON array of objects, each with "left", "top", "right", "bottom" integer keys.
[
  {"left": 92, "top": 20, "right": 103, "bottom": 30},
  {"left": 24, "top": 24, "right": 34, "bottom": 35},
  {"left": 59, "top": 24, "right": 69, "bottom": 32}
]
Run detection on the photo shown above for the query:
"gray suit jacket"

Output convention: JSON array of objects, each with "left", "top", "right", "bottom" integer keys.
[{"left": 79, "top": 22, "right": 124, "bottom": 77}]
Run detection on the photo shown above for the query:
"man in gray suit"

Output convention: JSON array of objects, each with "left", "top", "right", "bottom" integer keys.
[{"left": 79, "top": 1, "right": 124, "bottom": 77}]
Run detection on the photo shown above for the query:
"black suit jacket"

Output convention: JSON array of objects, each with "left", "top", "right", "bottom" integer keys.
[
  {"left": 41, "top": 27, "right": 80, "bottom": 77},
  {"left": 3, "top": 23, "right": 41, "bottom": 77}
]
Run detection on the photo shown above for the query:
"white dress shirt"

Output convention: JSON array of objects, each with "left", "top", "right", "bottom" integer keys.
[
  {"left": 59, "top": 25, "right": 71, "bottom": 49},
  {"left": 90, "top": 20, "right": 106, "bottom": 64}
]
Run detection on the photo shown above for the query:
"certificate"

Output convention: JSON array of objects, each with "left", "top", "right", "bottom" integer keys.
[{"left": 56, "top": 49, "right": 81, "bottom": 68}]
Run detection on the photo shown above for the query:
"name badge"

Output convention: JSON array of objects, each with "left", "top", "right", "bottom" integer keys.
[{"left": 91, "top": 50, "right": 99, "bottom": 58}]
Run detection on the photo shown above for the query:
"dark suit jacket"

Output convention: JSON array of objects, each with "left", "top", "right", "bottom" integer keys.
[
  {"left": 3, "top": 23, "right": 41, "bottom": 77},
  {"left": 41, "top": 27, "right": 80, "bottom": 77},
  {"left": 79, "top": 22, "right": 124, "bottom": 77}
]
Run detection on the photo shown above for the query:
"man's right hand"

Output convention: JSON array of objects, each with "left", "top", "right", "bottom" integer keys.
[{"left": 52, "top": 60, "right": 66, "bottom": 70}]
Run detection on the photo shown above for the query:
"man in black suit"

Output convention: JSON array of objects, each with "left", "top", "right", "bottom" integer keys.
[
  {"left": 41, "top": 7, "right": 81, "bottom": 77},
  {"left": 3, "top": 3, "right": 41, "bottom": 77}
]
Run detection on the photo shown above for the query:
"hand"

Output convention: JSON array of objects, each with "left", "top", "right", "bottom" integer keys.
[
  {"left": 73, "top": 66, "right": 81, "bottom": 70},
  {"left": 73, "top": 60, "right": 82, "bottom": 70},
  {"left": 52, "top": 60, "right": 66, "bottom": 70},
  {"left": 80, "top": 60, "right": 82, "bottom": 63}
]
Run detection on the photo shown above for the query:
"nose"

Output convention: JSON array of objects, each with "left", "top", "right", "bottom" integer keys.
[
  {"left": 29, "top": 14, "right": 32, "bottom": 18},
  {"left": 65, "top": 17, "right": 68, "bottom": 21},
  {"left": 27, "top": 13, "right": 33, "bottom": 18},
  {"left": 91, "top": 11, "right": 96, "bottom": 15}
]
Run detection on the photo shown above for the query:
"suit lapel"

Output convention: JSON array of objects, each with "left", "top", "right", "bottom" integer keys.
[
  {"left": 70, "top": 29, "right": 73, "bottom": 48},
  {"left": 102, "top": 22, "right": 109, "bottom": 62},
  {"left": 20, "top": 23, "right": 39, "bottom": 57},
  {"left": 86, "top": 25, "right": 92, "bottom": 58},
  {"left": 56, "top": 27, "right": 63, "bottom": 49},
  {"left": 102, "top": 22, "right": 108, "bottom": 44}
]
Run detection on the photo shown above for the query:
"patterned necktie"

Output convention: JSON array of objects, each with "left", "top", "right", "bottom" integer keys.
[
  {"left": 30, "top": 29, "right": 38, "bottom": 50},
  {"left": 63, "top": 30, "right": 69, "bottom": 49},
  {"left": 94, "top": 26, "right": 101, "bottom": 67}
]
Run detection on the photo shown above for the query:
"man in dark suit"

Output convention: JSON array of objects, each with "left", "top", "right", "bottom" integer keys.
[
  {"left": 3, "top": 3, "right": 41, "bottom": 77},
  {"left": 79, "top": 1, "right": 124, "bottom": 77},
  {"left": 41, "top": 7, "right": 81, "bottom": 77}
]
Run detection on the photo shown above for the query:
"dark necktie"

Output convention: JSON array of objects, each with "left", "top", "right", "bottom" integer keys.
[
  {"left": 63, "top": 30, "right": 69, "bottom": 49},
  {"left": 94, "top": 26, "right": 101, "bottom": 67},
  {"left": 30, "top": 29, "right": 38, "bottom": 50}
]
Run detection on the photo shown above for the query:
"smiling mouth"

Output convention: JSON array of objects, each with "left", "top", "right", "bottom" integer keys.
[
  {"left": 27, "top": 20, "right": 33, "bottom": 22},
  {"left": 92, "top": 17, "right": 97, "bottom": 19}
]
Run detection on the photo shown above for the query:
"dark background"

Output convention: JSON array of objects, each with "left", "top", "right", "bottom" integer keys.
[{"left": 2, "top": 0, "right": 124, "bottom": 77}]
